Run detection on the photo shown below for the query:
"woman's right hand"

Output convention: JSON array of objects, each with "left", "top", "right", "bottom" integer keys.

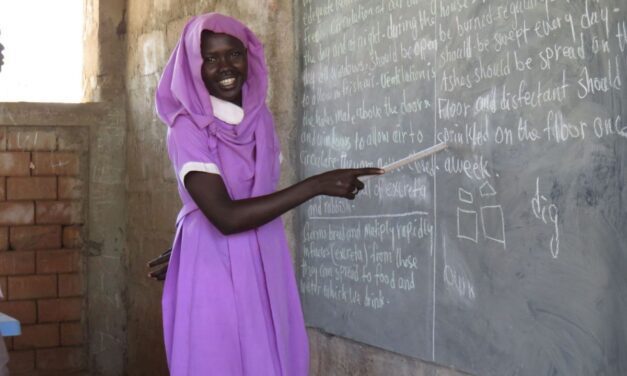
[{"left": 310, "top": 168, "right": 384, "bottom": 199}]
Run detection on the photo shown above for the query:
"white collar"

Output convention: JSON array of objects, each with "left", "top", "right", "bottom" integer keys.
[{"left": 210, "top": 95, "right": 244, "bottom": 125}]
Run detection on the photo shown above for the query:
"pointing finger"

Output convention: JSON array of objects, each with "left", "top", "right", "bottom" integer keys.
[{"left": 353, "top": 167, "right": 384, "bottom": 177}]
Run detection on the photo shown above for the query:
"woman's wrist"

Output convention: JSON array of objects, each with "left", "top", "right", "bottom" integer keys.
[{"left": 302, "top": 175, "right": 321, "bottom": 198}]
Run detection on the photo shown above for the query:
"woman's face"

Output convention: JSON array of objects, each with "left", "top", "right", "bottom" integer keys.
[{"left": 200, "top": 31, "right": 248, "bottom": 106}]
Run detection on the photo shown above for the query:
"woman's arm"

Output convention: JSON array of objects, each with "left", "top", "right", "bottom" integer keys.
[{"left": 185, "top": 168, "right": 383, "bottom": 235}]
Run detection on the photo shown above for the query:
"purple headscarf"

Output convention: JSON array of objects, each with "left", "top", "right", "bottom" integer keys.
[{"left": 156, "top": 12, "right": 280, "bottom": 199}]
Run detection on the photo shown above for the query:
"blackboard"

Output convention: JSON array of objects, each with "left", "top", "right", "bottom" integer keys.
[{"left": 295, "top": 0, "right": 627, "bottom": 375}]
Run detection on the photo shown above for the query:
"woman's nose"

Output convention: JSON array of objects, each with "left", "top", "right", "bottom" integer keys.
[{"left": 216, "top": 56, "right": 233, "bottom": 72}]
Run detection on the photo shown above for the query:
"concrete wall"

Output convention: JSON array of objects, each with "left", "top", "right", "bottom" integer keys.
[{"left": 81, "top": 0, "right": 129, "bottom": 374}]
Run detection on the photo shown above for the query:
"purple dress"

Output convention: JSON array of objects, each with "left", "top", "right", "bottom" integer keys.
[{"left": 155, "top": 13, "right": 309, "bottom": 376}]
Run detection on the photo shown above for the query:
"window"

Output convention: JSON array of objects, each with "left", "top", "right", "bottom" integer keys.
[{"left": 0, "top": 1, "right": 84, "bottom": 102}]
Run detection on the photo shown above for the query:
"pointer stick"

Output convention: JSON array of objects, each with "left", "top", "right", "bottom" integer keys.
[{"left": 362, "top": 142, "right": 448, "bottom": 181}]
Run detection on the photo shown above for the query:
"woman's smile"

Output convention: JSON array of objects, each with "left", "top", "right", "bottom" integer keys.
[{"left": 219, "top": 77, "right": 237, "bottom": 89}]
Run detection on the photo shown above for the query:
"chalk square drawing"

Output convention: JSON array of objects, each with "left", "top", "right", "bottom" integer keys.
[
  {"left": 479, "top": 181, "right": 497, "bottom": 197},
  {"left": 480, "top": 205, "right": 506, "bottom": 246},
  {"left": 457, "top": 208, "right": 478, "bottom": 243},
  {"left": 458, "top": 188, "right": 473, "bottom": 203}
]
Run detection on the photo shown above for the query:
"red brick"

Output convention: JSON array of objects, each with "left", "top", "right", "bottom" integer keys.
[
  {"left": 13, "top": 323, "right": 59, "bottom": 349},
  {"left": 8, "top": 275, "right": 56, "bottom": 300},
  {"left": 7, "top": 130, "right": 56, "bottom": 151},
  {"left": 62, "top": 226, "right": 83, "bottom": 249},
  {"left": 9, "top": 225, "right": 62, "bottom": 250},
  {"left": 58, "top": 177, "right": 83, "bottom": 200},
  {"left": 0, "top": 202, "right": 34, "bottom": 226},
  {"left": 0, "top": 128, "right": 6, "bottom": 151},
  {"left": 38, "top": 298, "right": 82, "bottom": 322},
  {"left": 0, "top": 177, "right": 5, "bottom": 200},
  {"left": 7, "top": 177, "right": 57, "bottom": 200},
  {"left": 0, "top": 300, "right": 36, "bottom": 324},
  {"left": 0, "top": 152, "right": 30, "bottom": 176},
  {"left": 0, "top": 251, "right": 35, "bottom": 275},
  {"left": 58, "top": 274, "right": 83, "bottom": 297},
  {"left": 36, "top": 250, "right": 81, "bottom": 274},
  {"left": 0, "top": 277, "right": 6, "bottom": 298},
  {"left": 31, "top": 152, "right": 79, "bottom": 176},
  {"left": 36, "top": 346, "right": 85, "bottom": 371},
  {"left": 60, "top": 322, "right": 83, "bottom": 346},
  {"left": 8, "top": 350, "right": 35, "bottom": 374},
  {"left": 35, "top": 201, "right": 82, "bottom": 225},
  {"left": 3, "top": 336, "right": 11, "bottom": 351},
  {"left": 0, "top": 227, "right": 7, "bottom": 251}
]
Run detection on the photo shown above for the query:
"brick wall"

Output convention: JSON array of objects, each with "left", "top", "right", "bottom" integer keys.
[{"left": 0, "top": 127, "right": 87, "bottom": 375}]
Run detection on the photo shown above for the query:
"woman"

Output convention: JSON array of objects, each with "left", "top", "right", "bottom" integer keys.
[{"left": 155, "top": 13, "right": 382, "bottom": 375}]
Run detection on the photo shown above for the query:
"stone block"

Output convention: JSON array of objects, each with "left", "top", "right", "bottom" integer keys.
[
  {"left": 8, "top": 275, "right": 57, "bottom": 300},
  {"left": 13, "top": 324, "right": 60, "bottom": 350},
  {"left": 58, "top": 177, "right": 84, "bottom": 199},
  {"left": 58, "top": 273, "right": 83, "bottom": 297},
  {"left": 0, "top": 152, "right": 30, "bottom": 176},
  {"left": 36, "top": 346, "right": 85, "bottom": 371},
  {"left": 9, "top": 225, "right": 62, "bottom": 250},
  {"left": 36, "top": 250, "right": 81, "bottom": 274},
  {"left": 7, "top": 177, "right": 57, "bottom": 200},
  {"left": 0, "top": 251, "right": 35, "bottom": 275},
  {"left": 62, "top": 225, "right": 84, "bottom": 249},
  {"left": 0, "top": 227, "right": 7, "bottom": 251},
  {"left": 31, "top": 152, "right": 80, "bottom": 176},
  {"left": 7, "top": 350, "right": 35, "bottom": 374},
  {"left": 0, "top": 202, "right": 35, "bottom": 225},
  {"left": 0, "top": 177, "right": 5, "bottom": 200},
  {"left": 60, "top": 322, "right": 84, "bottom": 346},
  {"left": 0, "top": 300, "right": 36, "bottom": 324},
  {"left": 37, "top": 298, "right": 83, "bottom": 322},
  {"left": 35, "top": 201, "right": 83, "bottom": 224}
]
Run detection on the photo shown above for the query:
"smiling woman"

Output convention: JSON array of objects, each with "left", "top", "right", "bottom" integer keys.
[{"left": 0, "top": 1, "right": 84, "bottom": 102}]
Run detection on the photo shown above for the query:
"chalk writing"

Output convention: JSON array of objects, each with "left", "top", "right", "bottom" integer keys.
[{"left": 297, "top": 0, "right": 626, "bottom": 372}]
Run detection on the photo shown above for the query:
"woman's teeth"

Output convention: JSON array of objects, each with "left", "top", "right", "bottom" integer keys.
[{"left": 219, "top": 78, "right": 236, "bottom": 88}]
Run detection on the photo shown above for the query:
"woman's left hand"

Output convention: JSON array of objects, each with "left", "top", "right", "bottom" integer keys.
[{"left": 147, "top": 248, "right": 171, "bottom": 281}]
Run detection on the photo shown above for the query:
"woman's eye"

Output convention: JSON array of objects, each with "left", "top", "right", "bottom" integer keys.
[
  {"left": 231, "top": 51, "right": 243, "bottom": 58},
  {"left": 204, "top": 57, "right": 217, "bottom": 63}
]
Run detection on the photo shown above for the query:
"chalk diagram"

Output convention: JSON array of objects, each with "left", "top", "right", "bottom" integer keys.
[{"left": 456, "top": 181, "right": 506, "bottom": 248}]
